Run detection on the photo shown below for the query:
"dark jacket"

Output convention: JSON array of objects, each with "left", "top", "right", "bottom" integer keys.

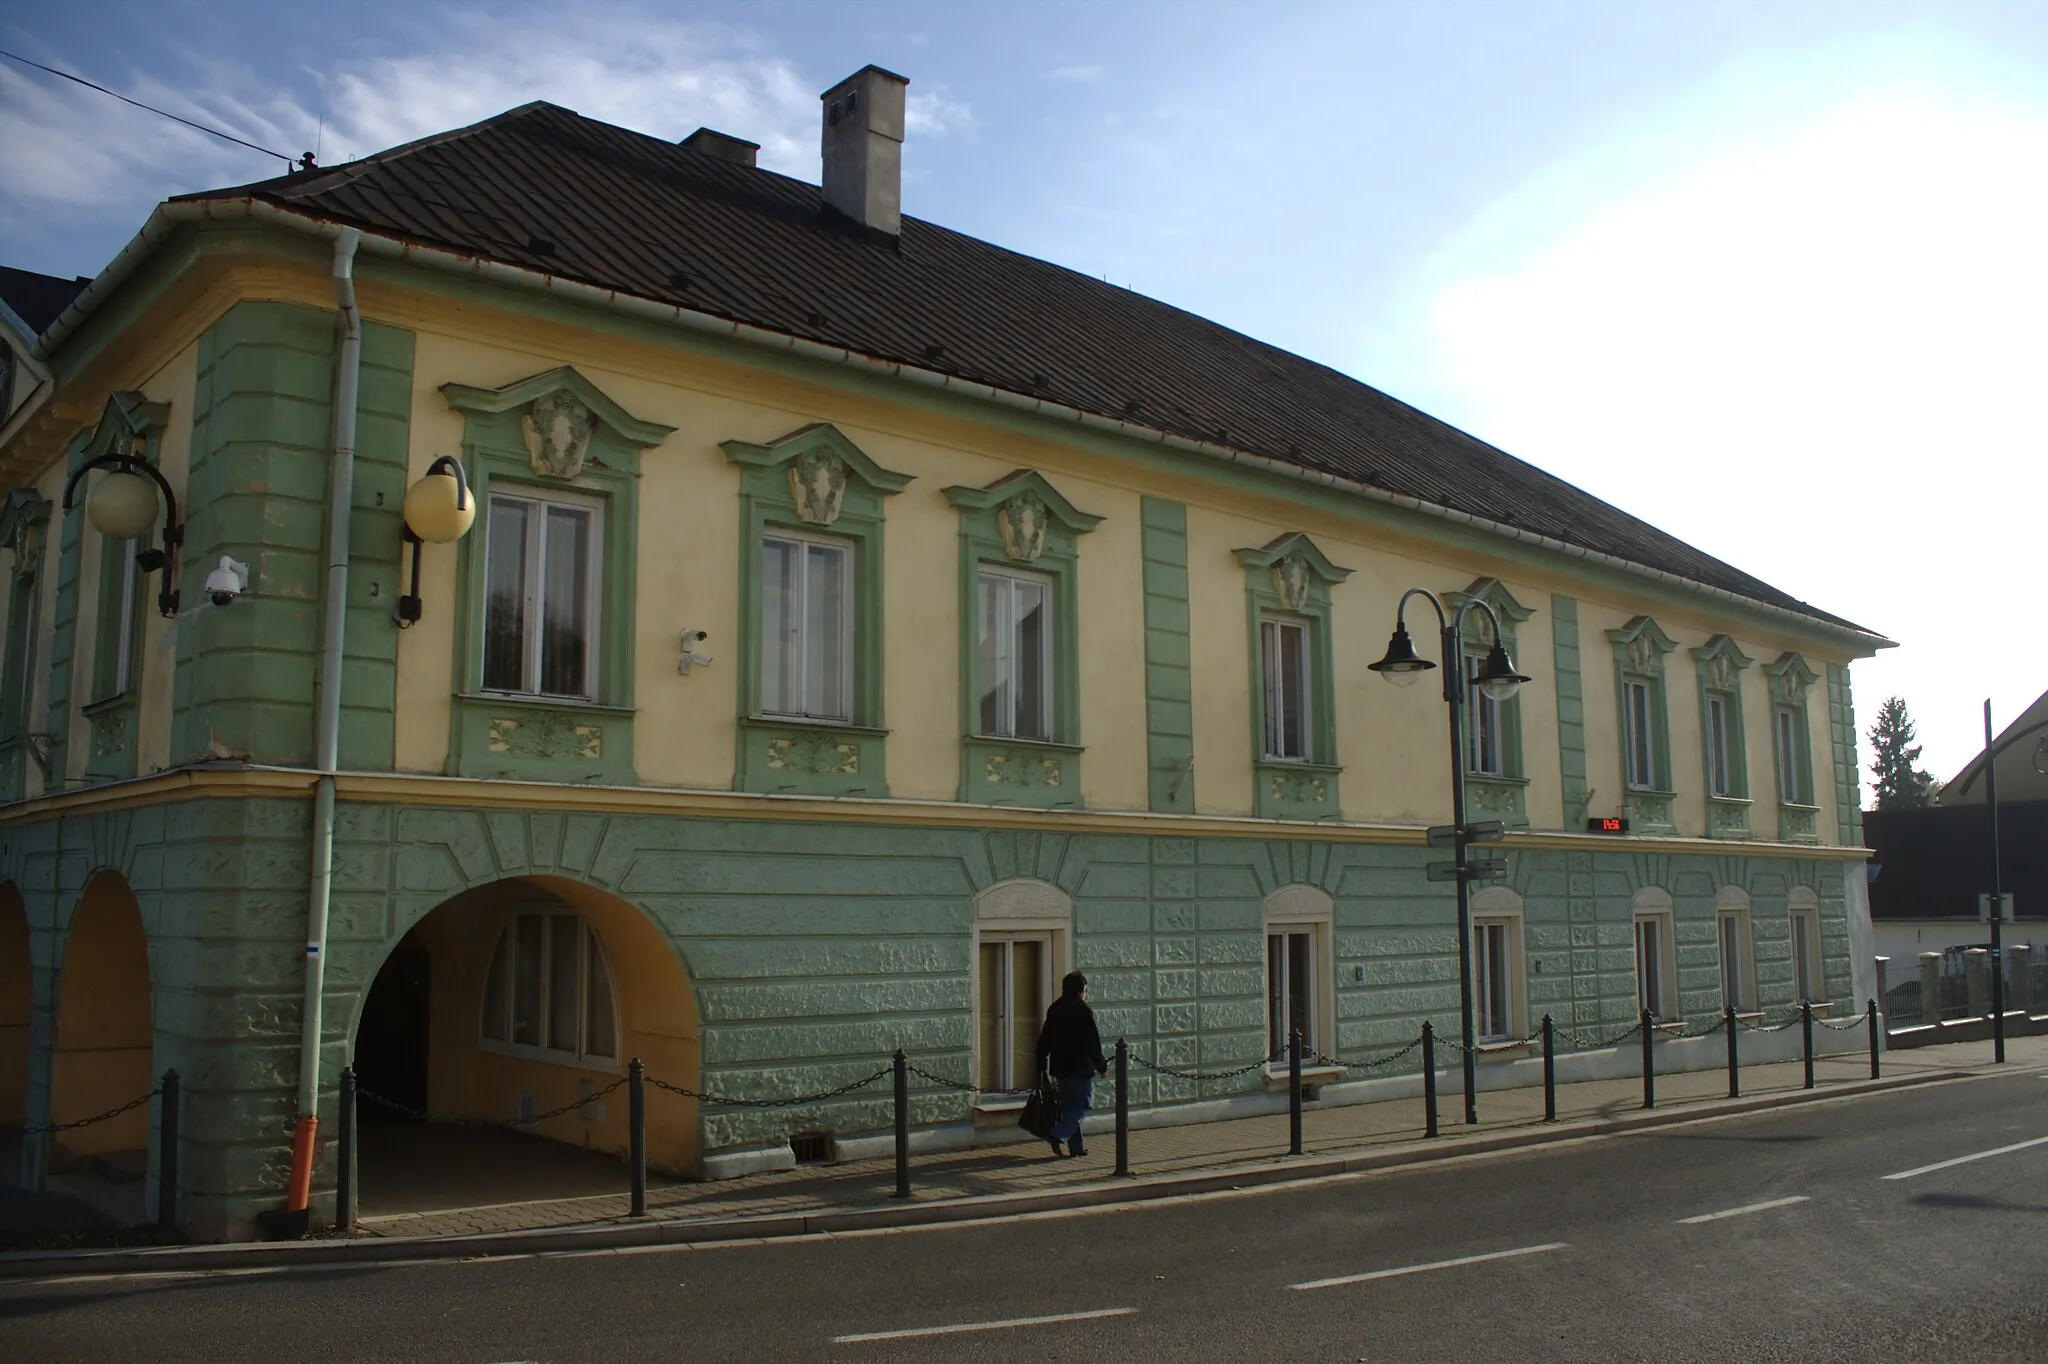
[{"left": 1035, "top": 993, "right": 1107, "bottom": 1080}]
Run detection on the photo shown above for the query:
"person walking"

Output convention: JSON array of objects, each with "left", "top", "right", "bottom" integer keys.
[{"left": 1035, "top": 970, "right": 1108, "bottom": 1158}]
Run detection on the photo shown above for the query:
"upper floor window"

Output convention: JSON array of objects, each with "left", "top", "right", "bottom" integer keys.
[
  {"left": 978, "top": 566, "right": 1052, "bottom": 741},
  {"left": 1608, "top": 616, "right": 1676, "bottom": 830},
  {"left": 1764, "top": 651, "right": 1821, "bottom": 836},
  {"left": 1707, "top": 695, "right": 1733, "bottom": 797},
  {"left": 482, "top": 487, "right": 602, "bottom": 700},
  {"left": 91, "top": 535, "right": 141, "bottom": 702},
  {"left": 761, "top": 528, "right": 853, "bottom": 722},
  {"left": 1624, "top": 677, "right": 1658, "bottom": 790},
  {"left": 1775, "top": 706, "right": 1806, "bottom": 804},
  {"left": 1261, "top": 615, "right": 1313, "bottom": 762},
  {"left": 479, "top": 909, "right": 619, "bottom": 1068},
  {"left": 1466, "top": 648, "right": 1504, "bottom": 776},
  {"left": 1236, "top": 534, "right": 1351, "bottom": 819}
]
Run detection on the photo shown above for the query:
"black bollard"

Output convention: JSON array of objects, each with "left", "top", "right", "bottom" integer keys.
[
  {"left": 1287, "top": 1028, "right": 1304, "bottom": 1157},
  {"left": 893, "top": 1050, "right": 910, "bottom": 1199},
  {"left": 1541, "top": 1015, "right": 1555, "bottom": 1122},
  {"left": 157, "top": 1068, "right": 180, "bottom": 1234},
  {"left": 1725, "top": 1004, "right": 1740, "bottom": 1099},
  {"left": 1867, "top": 998, "right": 1881, "bottom": 1080},
  {"left": 1114, "top": 1038, "right": 1130, "bottom": 1177},
  {"left": 1801, "top": 1002, "right": 1815, "bottom": 1090},
  {"left": 628, "top": 1058, "right": 647, "bottom": 1217},
  {"left": 1422, "top": 1021, "right": 1438, "bottom": 1139},
  {"left": 1640, "top": 1010, "right": 1655, "bottom": 1110},
  {"left": 337, "top": 1066, "right": 356, "bottom": 1233}
]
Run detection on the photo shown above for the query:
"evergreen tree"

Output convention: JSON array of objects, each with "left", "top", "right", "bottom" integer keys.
[{"left": 1868, "top": 696, "right": 1938, "bottom": 809}]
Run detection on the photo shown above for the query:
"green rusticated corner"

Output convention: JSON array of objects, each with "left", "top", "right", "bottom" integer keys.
[
  {"left": 1551, "top": 594, "right": 1586, "bottom": 824},
  {"left": 1141, "top": 497, "right": 1194, "bottom": 814},
  {"left": 1826, "top": 663, "right": 1863, "bottom": 846}
]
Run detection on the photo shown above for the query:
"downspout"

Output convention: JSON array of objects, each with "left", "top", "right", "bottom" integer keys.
[{"left": 288, "top": 226, "right": 362, "bottom": 1217}]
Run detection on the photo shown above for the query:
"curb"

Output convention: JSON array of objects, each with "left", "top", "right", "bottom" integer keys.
[{"left": 0, "top": 1068, "right": 1961, "bottom": 1281}]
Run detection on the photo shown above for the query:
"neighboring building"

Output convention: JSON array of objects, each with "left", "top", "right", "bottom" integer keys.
[{"left": 0, "top": 66, "right": 1887, "bottom": 1240}]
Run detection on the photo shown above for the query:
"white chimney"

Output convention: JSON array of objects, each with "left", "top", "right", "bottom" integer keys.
[{"left": 820, "top": 65, "right": 908, "bottom": 236}]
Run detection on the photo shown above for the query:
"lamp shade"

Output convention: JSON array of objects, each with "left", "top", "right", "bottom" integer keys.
[
  {"left": 1369, "top": 625, "right": 1434, "bottom": 687},
  {"left": 87, "top": 469, "right": 161, "bottom": 541},
  {"left": 1473, "top": 642, "right": 1531, "bottom": 702},
  {"left": 403, "top": 467, "right": 476, "bottom": 543}
]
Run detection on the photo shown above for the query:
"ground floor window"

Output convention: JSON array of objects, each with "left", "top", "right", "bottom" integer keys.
[
  {"left": 1718, "top": 910, "right": 1754, "bottom": 1012},
  {"left": 1473, "top": 919, "right": 1516, "bottom": 1043},
  {"left": 977, "top": 935, "right": 1049, "bottom": 1092},
  {"left": 1635, "top": 912, "right": 1676, "bottom": 1021},
  {"left": 479, "top": 911, "right": 619, "bottom": 1067},
  {"left": 1266, "top": 926, "right": 1320, "bottom": 1058},
  {"left": 1790, "top": 907, "right": 1823, "bottom": 1002}
]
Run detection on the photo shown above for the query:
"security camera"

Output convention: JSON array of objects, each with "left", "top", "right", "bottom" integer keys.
[
  {"left": 678, "top": 627, "right": 713, "bottom": 675},
  {"left": 204, "top": 556, "right": 250, "bottom": 607}
]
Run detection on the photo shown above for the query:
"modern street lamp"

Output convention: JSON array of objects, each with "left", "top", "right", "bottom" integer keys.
[{"left": 1371, "top": 588, "right": 1531, "bottom": 1125}]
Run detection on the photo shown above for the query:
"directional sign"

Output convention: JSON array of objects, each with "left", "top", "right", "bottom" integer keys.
[
  {"left": 1426, "top": 859, "right": 1508, "bottom": 883},
  {"left": 1426, "top": 826, "right": 1460, "bottom": 848},
  {"left": 1465, "top": 821, "right": 1506, "bottom": 844},
  {"left": 1426, "top": 860, "right": 1461, "bottom": 881}
]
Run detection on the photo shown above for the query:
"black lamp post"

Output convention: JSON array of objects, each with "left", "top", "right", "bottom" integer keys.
[{"left": 1371, "top": 588, "right": 1530, "bottom": 1125}]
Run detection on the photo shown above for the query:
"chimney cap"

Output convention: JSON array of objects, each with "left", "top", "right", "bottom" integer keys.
[
  {"left": 820, "top": 63, "right": 910, "bottom": 97},
  {"left": 681, "top": 127, "right": 761, "bottom": 167}
]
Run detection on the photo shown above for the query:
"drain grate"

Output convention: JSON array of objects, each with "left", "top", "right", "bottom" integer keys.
[{"left": 789, "top": 1130, "right": 833, "bottom": 1164}]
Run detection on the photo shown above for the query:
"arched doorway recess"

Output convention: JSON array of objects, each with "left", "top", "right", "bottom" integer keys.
[{"left": 50, "top": 871, "right": 153, "bottom": 1164}]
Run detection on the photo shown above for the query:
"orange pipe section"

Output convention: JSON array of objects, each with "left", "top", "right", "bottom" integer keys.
[{"left": 287, "top": 1115, "right": 318, "bottom": 1212}]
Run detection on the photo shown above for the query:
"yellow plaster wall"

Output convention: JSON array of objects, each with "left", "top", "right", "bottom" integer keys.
[
  {"left": 136, "top": 340, "right": 199, "bottom": 777},
  {"left": 51, "top": 873, "right": 153, "bottom": 1160}
]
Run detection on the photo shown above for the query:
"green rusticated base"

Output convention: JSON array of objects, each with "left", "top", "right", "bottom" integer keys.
[{"left": 0, "top": 795, "right": 1858, "bottom": 1240}]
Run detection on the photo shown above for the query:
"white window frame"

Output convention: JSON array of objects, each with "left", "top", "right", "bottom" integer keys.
[
  {"left": 478, "top": 909, "right": 622, "bottom": 1071},
  {"left": 1263, "top": 885, "right": 1335, "bottom": 1069},
  {"left": 1623, "top": 676, "right": 1657, "bottom": 790},
  {"left": 481, "top": 486, "right": 605, "bottom": 700},
  {"left": 1469, "top": 887, "right": 1527, "bottom": 1046},
  {"left": 976, "top": 564, "right": 1055, "bottom": 741},
  {"left": 1790, "top": 898, "right": 1825, "bottom": 1004},
  {"left": 977, "top": 932, "right": 1054, "bottom": 1094},
  {"left": 1260, "top": 613, "right": 1313, "bottom": 762},
  {"left": 1707, "top": 694, "right": 1733, "bottom": 799},
  {"left": 1634, "top": 903, "right": 1678, "bottom": 1023},
  {"left": 970, "top": 879, "right": 1074, "bottom": 1109},
  {"left": 1775, "top": 705, "right": 1805, "bottom": 804},
  {"left": 92, "top": 534, "right": 140, "bottom": 702},
  {"left": 1717, "top": 897, "right": 1756, "bottom": 1013},
  {"left": 1465, "top": 648, "right": 1503, "bottom": 777},
  {"left": 760, "top": 526, "right": 855, "bottom": 722}
]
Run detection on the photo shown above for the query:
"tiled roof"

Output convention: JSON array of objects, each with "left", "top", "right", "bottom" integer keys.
[
  {"left": 179, "top": 102, "right": 1866, "bottom": 633},
  {"left": 0, "top": 265, "right": 91, "bottom": 335}
]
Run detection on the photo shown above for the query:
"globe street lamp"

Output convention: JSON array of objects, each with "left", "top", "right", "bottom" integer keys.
[
  {"left": 60, "top": 431, "right": 185, "bottom": 617},
  {"left": 1371, "top": 588, "right": 1530, "bottom": 1125},
  {"left": 395, "top": 455, "right": 476, "bottom": 625}
]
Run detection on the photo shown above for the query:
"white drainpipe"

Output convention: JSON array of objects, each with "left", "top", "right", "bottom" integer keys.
[{"left": 289, "top": 226, "right": 362, "bottom": 1214}]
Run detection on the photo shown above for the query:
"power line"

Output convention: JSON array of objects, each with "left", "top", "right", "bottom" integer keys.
[{"left": 0, "top": 47, "right": 299, "bottom": 167}]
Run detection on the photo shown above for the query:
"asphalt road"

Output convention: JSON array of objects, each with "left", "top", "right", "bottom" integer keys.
[{"left": 5, "top": 1068, "right": 2047, "bottom": 1362}]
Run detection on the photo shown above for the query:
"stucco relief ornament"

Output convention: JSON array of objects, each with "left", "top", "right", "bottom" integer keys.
[
  {"left": 1271, "top": 551, "right": 1313, "bottom": 611},
  {"left": 1707, "top": 655, "right": 1736, "bottom": 692},
  {"left": 1628, "top": 634, "right": 1659, "bottom": 676},
  {"left": 997, "top": 489, "right": 1049, "bottom": 563},
  {"left": 1774, "top": 670, "right": 1804, "bottom": 705},
  {"left": 788, "top": 448, "right": 848, "bottom": 525},
  {"left": 522, "top": 392, "right": 598, "bottom": 479}
]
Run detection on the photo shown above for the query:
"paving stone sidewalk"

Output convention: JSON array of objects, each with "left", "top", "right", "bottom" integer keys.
[{"left": 350, "top": 1034, "right": 2030, "bottom": 1241}]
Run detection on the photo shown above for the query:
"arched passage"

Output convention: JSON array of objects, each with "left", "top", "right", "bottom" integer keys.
[
  {"left": 349, "top": 875, "right": 699, "bottom": 1215},
  {"left": 51, "top": 871, "right": 153, "bottom": 1163},
  {"left": 0, "top": 882, "right": 28, "bottom": 1128}
]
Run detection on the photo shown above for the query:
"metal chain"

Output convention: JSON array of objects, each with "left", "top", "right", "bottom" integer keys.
[
  {"left": 646, "top": 1066, "right": 893, "bottom": 1109},
  {"left": 358, "top": 1077, "right": 625, "bottom": 1127},
  {"left": 1303, "top": 1037, "right": 1424, "bottom": 1073},
  {"left": 1814, "top": 1013, "right": 1871, "bottom": 1031},
  {"left": 1130, "top": 1047, "right": 1283, "bottom": 1082},
  {"left": 20, "top": 1087, "right": 161, "bottom": 1137},
  {"left": 1556, "top": 1020, "right": 1644, "bottom": 1050},
  {"left": 1738, "top": 1011, "right": 1802, "bottom": 1034},
  {"left": 902, "top": 1062, "right": 1034, "bottom": 1097}
]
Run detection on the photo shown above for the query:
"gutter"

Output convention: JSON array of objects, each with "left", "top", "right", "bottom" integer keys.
[{"left": 33, "top": 199, "right": 1891, "bottom": 654}]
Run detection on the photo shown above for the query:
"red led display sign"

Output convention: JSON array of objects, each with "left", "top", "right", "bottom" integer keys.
[{"left": 1586, "top": 817, "right": 1630, "bottom": 834}]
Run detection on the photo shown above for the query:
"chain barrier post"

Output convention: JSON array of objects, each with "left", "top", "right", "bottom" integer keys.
[
  {"left": 336, "top": 1066, "right": 355, "bottom": 1233},
  {"left": 1801, "top": 1002, "right": 1815, "bottom": 1090},
  {"left": 628, "top": 1058, "right": 647, "bottom": 1217},
  {"left": 1421, "top": 1021, "right": 1438, "bottom": 1139},
  {"left": 1287, "top": 1028, "right": 1304, "bottom": 1156},
  {"left": 1640, "top": 1010, "right": 1654, "bottom": 1110},
  {"left": 1867, "top": 998, "right": 1881, "bottom": 1079},
  {"left": 1541, "top": 1014, "right": 1556, "bottom": 1122},
  {"left": 1114, "top": 1038, "right": 1130, "bottom": 1178},
  {"left": 892, "top": 1050, "right": 910, "bottom": 1199},
  {"left": 156, "top": 1069, "right": 179, "bottom": 1235},
  {"left": 1725, "top": 1004, "right": 1740, "bottom": 1098}
]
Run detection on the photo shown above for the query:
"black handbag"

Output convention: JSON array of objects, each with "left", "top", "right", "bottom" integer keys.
[{"left": 1017, "top": 1072, "right": 1057, "bottom": 1139}]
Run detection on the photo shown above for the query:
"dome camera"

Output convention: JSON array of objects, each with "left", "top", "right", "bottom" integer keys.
[{"left": 204, "top": 556, "right": 250, "bottom": 607}]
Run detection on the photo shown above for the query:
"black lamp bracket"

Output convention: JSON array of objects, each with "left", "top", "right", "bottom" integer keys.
[{"left": 60, "top": 452, "right": 185, "bottom": 616}]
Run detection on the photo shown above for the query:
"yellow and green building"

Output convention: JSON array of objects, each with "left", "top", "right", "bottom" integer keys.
[{"left": 0, "top": 66, "right": 1886, "bottom": 1240}]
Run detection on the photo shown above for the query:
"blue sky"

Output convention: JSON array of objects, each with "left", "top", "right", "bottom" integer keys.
[{"left": 5, "top": 0, "right": 2046, "bottom": 783}]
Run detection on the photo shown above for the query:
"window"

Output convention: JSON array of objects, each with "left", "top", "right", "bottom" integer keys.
[
  {"left": 1775, "top": 706, "right": 1805, "bottom": 804},
  {"left": 760, "top": 529, "right": 853, "bottom": 721},
  {"left": 1707, "top": 695, "right": 1734, "bottom": 798},
  {"left": 1718, "top": 909, "right": 1752, "bottom": 1012},
  {"left": 1261, "top": 615, "right": 1312, "bottom": 761},
  {"left": 479, "top": 910, "right": 619, "bottom": 1067},
  {"left": 977, "top": 567, "right": 1052, "bottom": 741},
  {"left": 91, "top": 535, "right": 140, "bottom": 702},
  {"left": 1635, "top": 913, "right": 1676, "bottom": 1021},
  {"left": 1267, "top": 928, "right": 1316, "bottom": 1057},
  {"left": 1791, "top": 906, "right": 1823, "bottom": 1002},
  {"left": 977, "top": 935, "right": 1049, "bottom": 1091},
  {"left": 1466, "top": 650, "right": 1503, "bottom": 777},
  {"left": 482, "top": 488, "right": 602, "bottom": 699},
  {"left": 1474, "top": 920, "right": 1515, "bottom": 1043},
  {"left": 3, "top": 565, "right": 35, "bottom": 736},
  {"left": 1624, "top": 678, "right": 1657, "bottom": 790}
]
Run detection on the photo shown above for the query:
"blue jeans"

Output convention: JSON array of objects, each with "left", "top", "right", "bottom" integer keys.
[{"left": 1049, "top": 1071, "right": 1094, "bottom": 1150}]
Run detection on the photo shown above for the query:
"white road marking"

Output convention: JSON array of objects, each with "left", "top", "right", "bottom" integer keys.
[
  {"left": 1677, "top": 1195, "right": 1810, "bottom": 1224},
  {"left": 834, "top": 1306, "right": 1137, "bottom": 1344},
  {"left": 1290, "top": 1241, "right": 1568, "bottom": 1291},
  {"left": 1883, "top": 1134, "right": 2048, "bottom": 1181}
]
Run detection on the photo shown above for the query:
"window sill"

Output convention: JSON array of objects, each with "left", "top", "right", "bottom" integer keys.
[
  {"left": 1473, "top": 1039, "right": 1532, "bottom": 1057},
  {"left": 968, "top": 734, "right": 1083, "bottom": 754},
  {"left": 1254, "top": 759, "right": 1342, "bottom": 820},
  {"left": 1264, "top": 1064, "right": 1346, "bottom": 1090},
  {"left": 462, "top": 691, "right": 635, "bottom": 717},
  {"left": 972, "top": 1095, "right": 1030, "bottom": 1113},
  {"left": 744, "top": 714, "right": 889, "bottom": 738}
]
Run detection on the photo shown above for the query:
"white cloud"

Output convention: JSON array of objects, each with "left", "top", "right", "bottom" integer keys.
[
  {"left": 906, "top": 85, "right": 974, "bottom": 138},
  {"left": 1392, "top": 77, "right": 2048, "bottom": 781},
  {"left": 1045, "top": 64, "right": 1105, "bottom": 84}
]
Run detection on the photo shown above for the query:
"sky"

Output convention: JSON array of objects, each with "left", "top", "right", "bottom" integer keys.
[{"left": 2, "top": 0, "right": 2044, "bottom": 788}]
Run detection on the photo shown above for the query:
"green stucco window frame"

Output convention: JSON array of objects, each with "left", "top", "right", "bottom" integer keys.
[
  {"left": 1236, "top": 533, "right": 1351, "bottom": 820},
  {"left": 1765, "top": 651, "right": 1822, "bottom": 843},
  {"left": 73, "top": 394, "right": 168, "bottom": 786},
  {"left": 442, "top": 367, "right": 675, "bottom": 786},
  {"left": 0, "top": 491, "right": 51, "bottom": 801},
  {"left": 1691, "top": 634, "right": 1755, "bottom": 839},
  {"left": 1608, "top": 615, "right": 1677, "bottom": 833},
  {"left": 1450, "top": 577, "right": 1534, "bottom": 826},
  {"left": 943, "top": 470, "right": 1101, "bottom": 808},
  {"left": 724, "top": 423, "right": 910, "bottom": 797}
]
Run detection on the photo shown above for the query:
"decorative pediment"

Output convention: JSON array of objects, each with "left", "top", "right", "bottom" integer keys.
[
  {"left": 76, "top": 390, "right": 169, "bottom": 465},
  {"left": 1689, "top": 634, "right": 1755, "bottom": 694},
  {"left": 0, "top": 489, "right": 50, "bottom": 572},
  {"left": 1235, "top": 533, "right": 1352, "bottom": 611},
  {"left": 1765, "top": 651, "right": 1820, "bottom": 704},
  {"left": 1448, "top": 576, "right": 1534, "bottom": 644},
  {"left": 943, "top": 470, "right": 1101, "bottom": 564},
  {"left": 442, "top": 367, "right": 675, "bottom": 480},
  {"left": 722, "top": 423, "right": 910, "bottom": 527},
  {"left": 1607, "top": 615, "right": 1677, "bottom": 677}
]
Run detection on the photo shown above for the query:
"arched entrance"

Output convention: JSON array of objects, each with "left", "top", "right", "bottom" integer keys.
[
  {"left": 51, "top": 871, "right": 153, "bottom": 1165},
  {"left": 348, "top": 876, "right": 698, "bottom": 1220},
  {"left": 0, "top": 882, "right": 28, "bottom": 1131}
]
